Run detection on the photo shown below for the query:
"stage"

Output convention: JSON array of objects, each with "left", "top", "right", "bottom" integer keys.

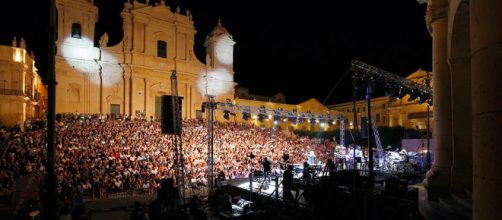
[{"left": 221, "top": 176, "right": 310, "bottom": 207}]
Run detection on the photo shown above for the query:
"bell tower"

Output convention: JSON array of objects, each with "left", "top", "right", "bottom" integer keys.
[
  {"left": 55, "top": 0, "right": 99, "bottom": 60},
  {"left": 204, "top": 19, "right": 236, "bottom": 74}
]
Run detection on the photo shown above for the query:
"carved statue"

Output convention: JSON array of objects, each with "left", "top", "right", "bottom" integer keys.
[
  {"left": 99, "top": 33, "right": 109, "bottom": 47},
  {"left": 20, "top": 38, "right": 26, "bottom": 49},
  {"left": 12, "top": 37, "right": 17, "bottom": 47}
]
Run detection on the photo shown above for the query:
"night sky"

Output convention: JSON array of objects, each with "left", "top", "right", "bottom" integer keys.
[{"left": 0, "top": 0, "right": 431, "bottom": 104}]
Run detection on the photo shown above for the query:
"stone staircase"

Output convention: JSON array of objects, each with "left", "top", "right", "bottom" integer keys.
[{"left": 417, "top": 185, "right": 472, "bottom": 220}]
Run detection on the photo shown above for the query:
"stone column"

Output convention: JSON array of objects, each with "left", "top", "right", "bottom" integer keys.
[
  {"left": 471, "top": 0, "right": 502, "bottom": 219},
  {"left": 425, "top": 1, "right": 453, "bottom": 200},
  {"left": 448, "top": 2, "right": 472, "bottom": 194}
]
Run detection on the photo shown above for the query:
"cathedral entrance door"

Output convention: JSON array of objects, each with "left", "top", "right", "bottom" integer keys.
[{"left": 110, "top": 104, "right": 120, "bottom": 116}]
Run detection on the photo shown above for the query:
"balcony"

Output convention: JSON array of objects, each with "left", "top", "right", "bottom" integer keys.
[{"left": 0, "top": 88, "right": 25, "bottom": 96}]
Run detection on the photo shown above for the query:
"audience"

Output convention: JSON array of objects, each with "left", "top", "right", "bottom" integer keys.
[{"left": 0, "top": 113, "right": 335, "bottom": 199}]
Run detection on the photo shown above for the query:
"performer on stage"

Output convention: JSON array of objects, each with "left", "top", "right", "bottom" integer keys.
[
  {"left": 262, "top": 157, "right": 272, "bottom": 174},
  {"left": 282, "top": 165, "right": 299, "bottom": 203},
  {"left": 260, "top": 157, "right": 272, "bottom": 190},
  {"left": 307, "top": 151, "right": 317, "bottom": 165},
  {"left": 323, "top": 158, "right": 336, "bottom": 177}
]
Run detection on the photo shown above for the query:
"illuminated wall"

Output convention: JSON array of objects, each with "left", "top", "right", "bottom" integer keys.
[
  {"left": 0, "top": 41, "right": 47, "bottom": 127},
  {"left": 54, "top": 0, "right": 235, "bottom": 118}
]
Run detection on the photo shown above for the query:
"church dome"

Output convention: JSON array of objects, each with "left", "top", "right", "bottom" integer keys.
[{"left": 209, "top": 19, "right": 231, "bottom": 38}]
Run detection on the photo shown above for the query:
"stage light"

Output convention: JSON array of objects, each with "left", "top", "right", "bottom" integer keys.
[
  {"left": 385, "top": 86, "right": 399, "bottom": 98},
  {"left": 352, "top": 76, "right": 366, "bottom": 89},
  {"left": 242, "top": 112, "right": 250, "bottom": 121},
  {"left": 320, "top": 122, "right": 325, "bottom": 127},
  {"left": 396, "top": 88, "right": 407, "bottom": 100},
  {"left": 223, "top": 110, "right": 230, "bottom": 120},
  {"left": 273, "top": 115, "right": 280, "bottom": 123},
  {"left": 407, "top": 91, "right": 420, "bottom": 102},
  {"left": 310, "top": 118, "right": 316, "bottom": 125},
  {"left": 299, "top": 117, "right": 304, "bottom": 124},
  {"left": 417, "top": 94, "right": 430, "bottom": 105},
  {"left": 282, "top": 118, "right": 288, "bottom": 123},
  {"left": 258, "top": 114, "right": 265, "bottom": 122},
  {"left": 274, "top": 120, "right": 278, "bottom": 125},
  {"left": 252, "top": 115, "right": 258, "bottom": 120}
]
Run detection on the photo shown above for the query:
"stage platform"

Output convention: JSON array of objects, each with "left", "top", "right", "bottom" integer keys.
[{"left": 221, "top": 177, "right": 310, "bottom": 207}]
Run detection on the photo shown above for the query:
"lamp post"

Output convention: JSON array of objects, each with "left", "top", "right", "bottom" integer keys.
[{"left": 424, "top": 71, "right": 432, "bottom": 170}]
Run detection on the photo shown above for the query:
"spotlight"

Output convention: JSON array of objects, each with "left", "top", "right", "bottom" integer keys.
[
  {"left": 407, "top": 91, "right": 420, "bottom": 102},
  {"left": 242, "top": 112, "right": 250, "bottom": 121},
  {"left": 352, "top": 76, "right": 366, "bottom": 89},
  {"left": 273, "top": 115, "right": 280, "bottom": 123},
  {"left": 310, "top": 118, "right": 316, "bottom": 125},
  {"left": 223, "top": 110, "right": 230, "bottom": 120},
  {"left": 385, "top": 86, "right": 399, "bottom": 97},
  {"left": 396, "top": 88, "right": 407, "bottom": 100},
  {"left": 258, "top": 114, "right": 266, "bottom": 122},
  {"left": 417, "top": 94, "right": 430, "bottom": 105},
  {"left": 282, "top": 118, "right": 288, "bottom": 123}
]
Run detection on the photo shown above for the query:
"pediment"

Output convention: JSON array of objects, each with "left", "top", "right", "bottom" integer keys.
[{"left": 131, "top": 4, "right": 175, "bottom": 22}]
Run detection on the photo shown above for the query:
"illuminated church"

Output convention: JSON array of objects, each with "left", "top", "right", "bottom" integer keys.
[{"left": 55, "top": 0, "right": 235, "bottom": 119}]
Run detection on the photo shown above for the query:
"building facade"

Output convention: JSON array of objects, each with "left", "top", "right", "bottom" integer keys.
[
  {"left": 54, "top": 0, "right": 235, "bottom": 119},
  {"left": 0, "top": 39, "right": 47, "bottom": 127}
]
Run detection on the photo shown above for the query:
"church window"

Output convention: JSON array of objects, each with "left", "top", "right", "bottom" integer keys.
[
  {"left": 157, "top": 40, "right": 167, "bottom": 58},
  {"left": 71, "top": 23, "right": 82, "bottom": 39},
  {"left": 69, "top": 87, "right": 80, "bottom": 103}
]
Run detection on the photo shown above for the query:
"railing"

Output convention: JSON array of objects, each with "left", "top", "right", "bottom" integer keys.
[{"left": 0, "top": 88, "right": 42, "bottom": 102}]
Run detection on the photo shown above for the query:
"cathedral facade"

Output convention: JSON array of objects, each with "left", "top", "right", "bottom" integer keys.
[{"left": 55, "top": 0, "right": 235, "bottom": 119}]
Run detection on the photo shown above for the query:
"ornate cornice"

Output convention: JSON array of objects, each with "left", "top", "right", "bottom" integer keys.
[{"left": 425, "top": 5, "right": 449, "bottom": 34}]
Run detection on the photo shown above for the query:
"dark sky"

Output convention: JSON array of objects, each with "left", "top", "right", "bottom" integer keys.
[{"left": 0, "top": 0, "right": 431, "bottom": 104}]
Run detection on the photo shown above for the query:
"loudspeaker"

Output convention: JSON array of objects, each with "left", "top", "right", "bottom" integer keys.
[
  {"left": 360, "top": 117, "right": 368, "bottom": 138},
  {"left": 161, "top": 95, "right": 183, "bottom": 134}
]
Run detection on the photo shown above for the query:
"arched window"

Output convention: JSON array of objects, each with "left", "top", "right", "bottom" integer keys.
[
  {"left": 72, "top": 23, "right": 82, "bottom": 39},
  {"left": 157, "top": 40, "right": 167, "bottom": 58},
  {"left": 70, "top": 87, "right": 80, "bottom": 103}
]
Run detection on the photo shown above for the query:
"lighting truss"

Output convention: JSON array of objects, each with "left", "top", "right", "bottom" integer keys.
[
  {"left": 204, "top": 99, "right": 345, "bottom": 123},
  {"left": 350, "top": 60, "right": 432, "bottom": 98}
]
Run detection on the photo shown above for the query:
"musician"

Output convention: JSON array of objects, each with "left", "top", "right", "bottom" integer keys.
[
  {"left": 282, "top": 165, "right": 299, "bottom": 203},
  {"left": 262, "top": 157, "right": 272, "bottom": 174},
  {"left": 280, "top": 153, "right": 290, "bottom": 170},
  {"left": 307, "top": 151, "right": 317, "bottom": 165},
  {"left": 302, "top": 161, "right": 312, "bottom": 180},
  {"left": 261, "top": 157, "right": 272, "bottom": 184},
  {"left": 323, "top": 159, "right": 337, "bottom": 177}
]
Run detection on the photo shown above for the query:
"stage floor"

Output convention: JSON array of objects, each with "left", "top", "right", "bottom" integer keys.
[{"left": 222, "top": 177, "right": 310, "bottom": 206}]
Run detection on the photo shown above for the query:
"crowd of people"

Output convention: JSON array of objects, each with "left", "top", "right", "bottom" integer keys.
[{"left": 0, "top": 113, "right": 335, "bottom": 200}]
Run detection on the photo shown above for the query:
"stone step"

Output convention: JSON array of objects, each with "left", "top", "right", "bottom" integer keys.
[
  {"left": 451, "top": 194, "right": 472, "bottom": 210},
  {"left": 438, "top": 196, "right": 471, "bottom": 219},
  {"left": 419, "top": 199, "right": 448, "bottom": 220},
  {"left": 426, "top": 199, "right": 468, "bottom": 220}
]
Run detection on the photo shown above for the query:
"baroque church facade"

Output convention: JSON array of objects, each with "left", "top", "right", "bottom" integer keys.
[{"left": 55, "top": 0, "right": 235, "bottom": 119}]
